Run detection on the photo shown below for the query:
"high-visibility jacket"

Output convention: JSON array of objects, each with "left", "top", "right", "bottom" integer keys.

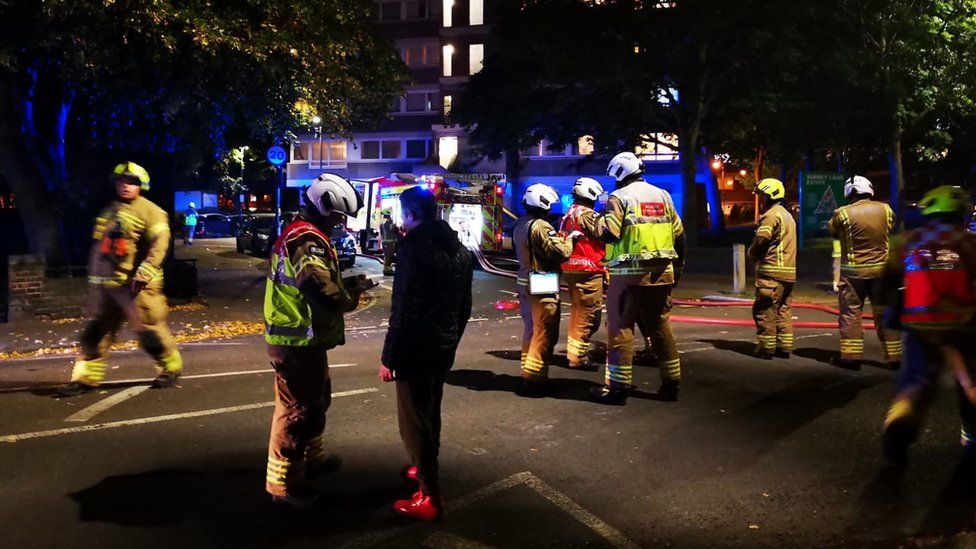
[
  {"left": 88, "top": 196, "right": 170, "bottom": 289},
  {"left": 893, "top": 221, "right": 976, "bottom": 330},
  {"left": 184, "top": 208, "right": 198, "bottom": 227},
  {"left": 749, "top": 202, "right": 797, "bottom": 282},
  {"left": 600, "top": 180, "right": 684, "bottom": 281},
  {"left": 264, "top": 218, "right": 350, "bottom": 348},
  {"left": 559, "top": 203, "right": 605, "bottom": 273},
  {"left": 829, "top": 198, "right": 894, "bottom": 279}
]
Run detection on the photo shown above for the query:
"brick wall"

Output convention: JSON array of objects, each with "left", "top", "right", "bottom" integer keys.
[{"left": 7, "top": 254, "right": 49, "bottom": 321}]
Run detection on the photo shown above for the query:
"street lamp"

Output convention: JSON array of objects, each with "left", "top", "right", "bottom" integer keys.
[
  {"left": 237, "top": 145, "right": 250, "bottom": 237},
  {"left": 312, "top": 116, "right": 323, "bottom": 170}
]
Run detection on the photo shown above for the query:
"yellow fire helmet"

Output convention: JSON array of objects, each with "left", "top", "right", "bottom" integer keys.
[
  {"left": 755, "top": 178, "right": 785, "bottom": 200},
  {"left": 111, "top": 162, "right": 151, "bottom": 191}
]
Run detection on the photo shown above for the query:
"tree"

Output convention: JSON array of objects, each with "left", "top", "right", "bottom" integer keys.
[{"left": 0, "top": 0, "right": 409, "bottom": 263}]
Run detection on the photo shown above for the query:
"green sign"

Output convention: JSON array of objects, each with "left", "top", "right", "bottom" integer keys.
[{"left": 801, "top": 172, "right": 846, "bottom": 237}]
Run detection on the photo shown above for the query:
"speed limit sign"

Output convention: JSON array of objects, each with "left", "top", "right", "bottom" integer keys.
[{"left": 266, "top": 145, "right": 287, "bottom": 166}]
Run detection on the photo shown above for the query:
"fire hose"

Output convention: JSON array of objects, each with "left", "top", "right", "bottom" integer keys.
[{"left": 471, "top": 247, "right": 874, "bottom": 330}]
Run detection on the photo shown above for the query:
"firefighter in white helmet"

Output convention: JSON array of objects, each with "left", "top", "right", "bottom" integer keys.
[
  {"left": 514, "top": 183, "right": 574, "bottom": 394},
  {"left": 263, "top": 172, "right": 373, "bottom": 508},
  {"left": 829, "top": 175, "right": 900, "bottom": 370},
  {"left": 559, "top": 177, "right": 606, "bottom": 370},
  {"left": 592, "top": 152, "right": 686, "bottom": 405}
]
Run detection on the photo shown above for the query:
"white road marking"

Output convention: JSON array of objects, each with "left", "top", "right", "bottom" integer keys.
[
  {"left": 1, "top": 388, "right": 379, "bottom": 443},
  {"left": 0, "top": 364, "right": 358, "bottom": 394},
  {"left": 1, "top": 340, "right": 250, "bottom": 363},
  {"left": 423, "top": 532, "right": 496, "bottom": 549},
  {"left": 497, "top": 289, "right": 518, "bottom": 296},
  {"left": 65, "top": 386, "right": 150, "bottom": 422},
  {"left": 378, "top": 283, "right": 393, "bottom": 291},
  {"left": 341, "top": 471, "right": 638, "bottom": 549}
]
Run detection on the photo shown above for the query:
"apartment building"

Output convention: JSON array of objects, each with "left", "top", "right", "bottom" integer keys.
[{"left": 286, "top": 0, "right": 711, "bottom": 217}]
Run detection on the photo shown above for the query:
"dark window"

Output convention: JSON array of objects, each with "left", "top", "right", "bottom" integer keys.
[
  {"left": 405, "top": 93, "right": 427, "bottom": 112},
  {"left": 379, "top": 2, "right": 401, "bottom": 21},
  {"left": 362, "top": 141, "right": 380, "bottom": 159},
  {"left": 406, "top": 140, "right": 427, "bottom": 158},
  {"left": 382, "top": 141, "right": 401, "bottom": 159},
  {"left": 404, "top": 1, "right": 427, "bottom": 19}
]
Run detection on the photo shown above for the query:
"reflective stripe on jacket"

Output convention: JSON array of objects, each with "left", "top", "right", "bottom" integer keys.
[
  {"left": 264, "top": 220, "right": 346, "bottom": 348},
  {"left": 749, "top": 203, "right": 797, "bottom": 282},
  {"left": 603, "top": 181, "right": 682, "bottom": 277},
  {"left": 829, "top": 199, "right": 894, "bottom": 278}
]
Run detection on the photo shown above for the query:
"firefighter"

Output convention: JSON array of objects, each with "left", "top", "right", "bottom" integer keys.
[
  {"left": 58, "top": 162, "right": 182, "bottom": 397},
  {"left": 514, "top": 183, "right": 574, "bottom": 394},
  {"left": 380, "top": 212, "right": 400, "bottom": 276},
  {"left": 183, "top": 201, "right": 198, "bottom": 245},
  {"left": 559, "top": 177, "right": 607, "bottom": 371},
  {"left": 591, "top": 152, "right": 685, "bottom": 405},
  {"left": 263, "top": 173, "right": 371, "bottom": 508},
  {"left": 828, "top": 175, "right": 900, "bottom": 370},
  {"left": 748, "top": 178, "right": 797, "bottom": 360},
  {"left": 881, "top": 185, "right": 976, "bottom": 466}
]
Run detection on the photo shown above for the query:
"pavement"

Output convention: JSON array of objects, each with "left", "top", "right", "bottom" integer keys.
[{"left": 0, "top": 239, "right": 974, "bottom": 547}]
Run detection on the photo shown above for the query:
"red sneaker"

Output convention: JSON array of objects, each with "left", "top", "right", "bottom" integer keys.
[
  {"left": 393, "top": 490, "right": 443, "bottom": 522},
  {"left": 401, "top": 465, "right": 419, "bottom": 482}
]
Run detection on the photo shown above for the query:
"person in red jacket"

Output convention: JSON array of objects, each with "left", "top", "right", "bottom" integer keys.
[{"left": 559, "top": 177, "right": 607, "bottom": 370}]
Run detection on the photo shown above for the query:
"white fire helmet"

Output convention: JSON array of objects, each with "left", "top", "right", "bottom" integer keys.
[
  {"left": 844, "top": 175, "right": 874, "bottom": 198},
  {"left": 307, "top": 173, "right": 363, "bottom": 216},
  {"left": 572, "top": 177, "right": 605, "bottom": 200},
  {"left": 523, "top": 183, "right": 559, "bottom": 211},
  {"left": 607, "top": 151, "right": 644, "bottom": 183}
]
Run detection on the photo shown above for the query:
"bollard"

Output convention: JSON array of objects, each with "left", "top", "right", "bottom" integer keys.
[{"left": 732, "top": 243, "right": 746, "bottom": 294}]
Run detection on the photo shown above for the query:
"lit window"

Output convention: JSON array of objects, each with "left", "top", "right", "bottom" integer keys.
[
  {"left": 439, "top": 136, "right": 458, "bottom": 168},
  {"left": 442, "top": 0, "right": 453, "bottom": 26},
  {"left": 308, "top": 140, "right": 348, "bottom": 168},
  {"left": 635, "top": 133, "right": 678, "bottom": 162},
  {"left": 577, "top": 135, "right": 594, "bottom": 156},
  {"left": 443, "top": 44, "right": 454, "bottom": 76},
  {"left": 470, "top": 0, "right": 484, "bottom": 25},
  {"left": 469, "top": 44, "right": 484, "bottom": 75},
  {"left": 443, "top": 95, "right": 452, "bottom": 116}
]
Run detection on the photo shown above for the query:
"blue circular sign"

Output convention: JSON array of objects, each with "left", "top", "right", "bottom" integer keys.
[{"left": 267, "top": 145, "right": 287, "bottom": 166}]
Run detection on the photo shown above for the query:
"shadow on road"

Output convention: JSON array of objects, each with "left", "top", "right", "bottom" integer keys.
[
  {"left": 447, "top": 369, "right": 604, "bottom": 402},
  {"left": 698, "top": 338, "right": 756, "bottom": 358},
  {"left": 793, "top": 347, "right": 838, "bottom": 366},
  {"left": 68, "top": 464, "right": 423, "bottom": 546}
]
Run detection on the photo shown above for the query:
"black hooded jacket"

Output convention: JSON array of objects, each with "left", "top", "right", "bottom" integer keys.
[{"left": 381, "top": 219, "right": 473, "bottom": 375}]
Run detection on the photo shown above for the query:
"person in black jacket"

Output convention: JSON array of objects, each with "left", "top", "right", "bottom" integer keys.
[{"left": 378, "top": 185, "right": 473, "bottom": 522}]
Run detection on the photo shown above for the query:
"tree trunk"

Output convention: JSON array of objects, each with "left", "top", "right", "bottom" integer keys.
[
  {"left": 0, "top": 128, "right": 65, "bottom": 265},
  {"left": 887, "top": 123, "right": 904, "bottom": 224},
  {"left": 678, "top": 126, "right": 700, "bottom": 245},
  {"left": 754, "top": 147, "right": 765, "bottom": 182}
]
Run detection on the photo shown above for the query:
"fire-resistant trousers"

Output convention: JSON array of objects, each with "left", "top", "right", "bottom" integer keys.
[
  {"left": 396, "top": 358, "right": 452, "bottom": 497},
  {"left": 266, "top": 346, "right": 332, "bottom": 497},
  {"left": 753, "top": 276, "right": 794, "bottom": 354},
  {"left": 563, "top": 271, "right": 604, "bottom": 366},
  {"left": 383, "top": 241, "right": 397, "bottom": 274},
  {"left": 838, "top": 276, "right": 902, "bottom": 362},
  {"left": 518, "top": 286, "right": 560, "bottom": 381},
  {"left": 883, "top": 331, "right": 976, "bottom": 449},
  {"left": 71, "top": 284, "right": 181, "bottom": 385},
  {"left": 605, "top": 275, "right": 680, "bottom": 390}
]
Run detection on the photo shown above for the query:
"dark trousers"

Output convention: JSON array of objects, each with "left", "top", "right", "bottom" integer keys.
[{"left": 396, "top": 361, "right": 451, "bottom": 496}]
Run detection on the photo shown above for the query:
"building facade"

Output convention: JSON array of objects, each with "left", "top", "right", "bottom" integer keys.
[{"left": 286, "top": 0, "right": 712, "bottom": 218}]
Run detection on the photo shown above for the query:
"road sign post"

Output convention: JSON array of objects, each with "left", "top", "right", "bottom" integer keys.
[{"left": 267, "top": 145, "right": 287, "bottom": 241}]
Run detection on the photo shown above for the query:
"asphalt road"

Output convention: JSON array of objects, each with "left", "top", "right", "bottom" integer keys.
[{"left": 0, "top": 250, "right": 974, "bottom": 548}]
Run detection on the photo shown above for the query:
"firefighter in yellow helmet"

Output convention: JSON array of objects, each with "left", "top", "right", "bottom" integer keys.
[
  {"left": 829, "top": 175, "right": 900, "bottom": 370},
  {"left": 881, "top": 185, "right": 976, "bottom": 466},
  {"left": 514, "top": 183, "right": 574, "bottom": 395},
  {"left": 263, "top": 172, "right": 372, "bottom": 508},
  {"left": 748, "top": 178, "right": 797, "bottom": 360},
  {"left": 591, "top": 152, "right": 685, "bottom": 405},
  {"left": 58, "top": 162, "right": 182, "bottom": 397}
]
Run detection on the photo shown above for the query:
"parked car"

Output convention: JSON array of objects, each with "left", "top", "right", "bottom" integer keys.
[
  {"left": 237, "top": 212, "right": 357, "bottom": 268},
  {"left": 197, "top": 213, "right": 235, "bottom": 238}
]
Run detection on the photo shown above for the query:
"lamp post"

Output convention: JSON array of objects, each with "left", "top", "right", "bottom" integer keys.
[
  {"left": 237, "top": 145, "right": 249, "bottom": 236},
  {"left": 312, "top": 115, "right": 323, "bottom": 170}
]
